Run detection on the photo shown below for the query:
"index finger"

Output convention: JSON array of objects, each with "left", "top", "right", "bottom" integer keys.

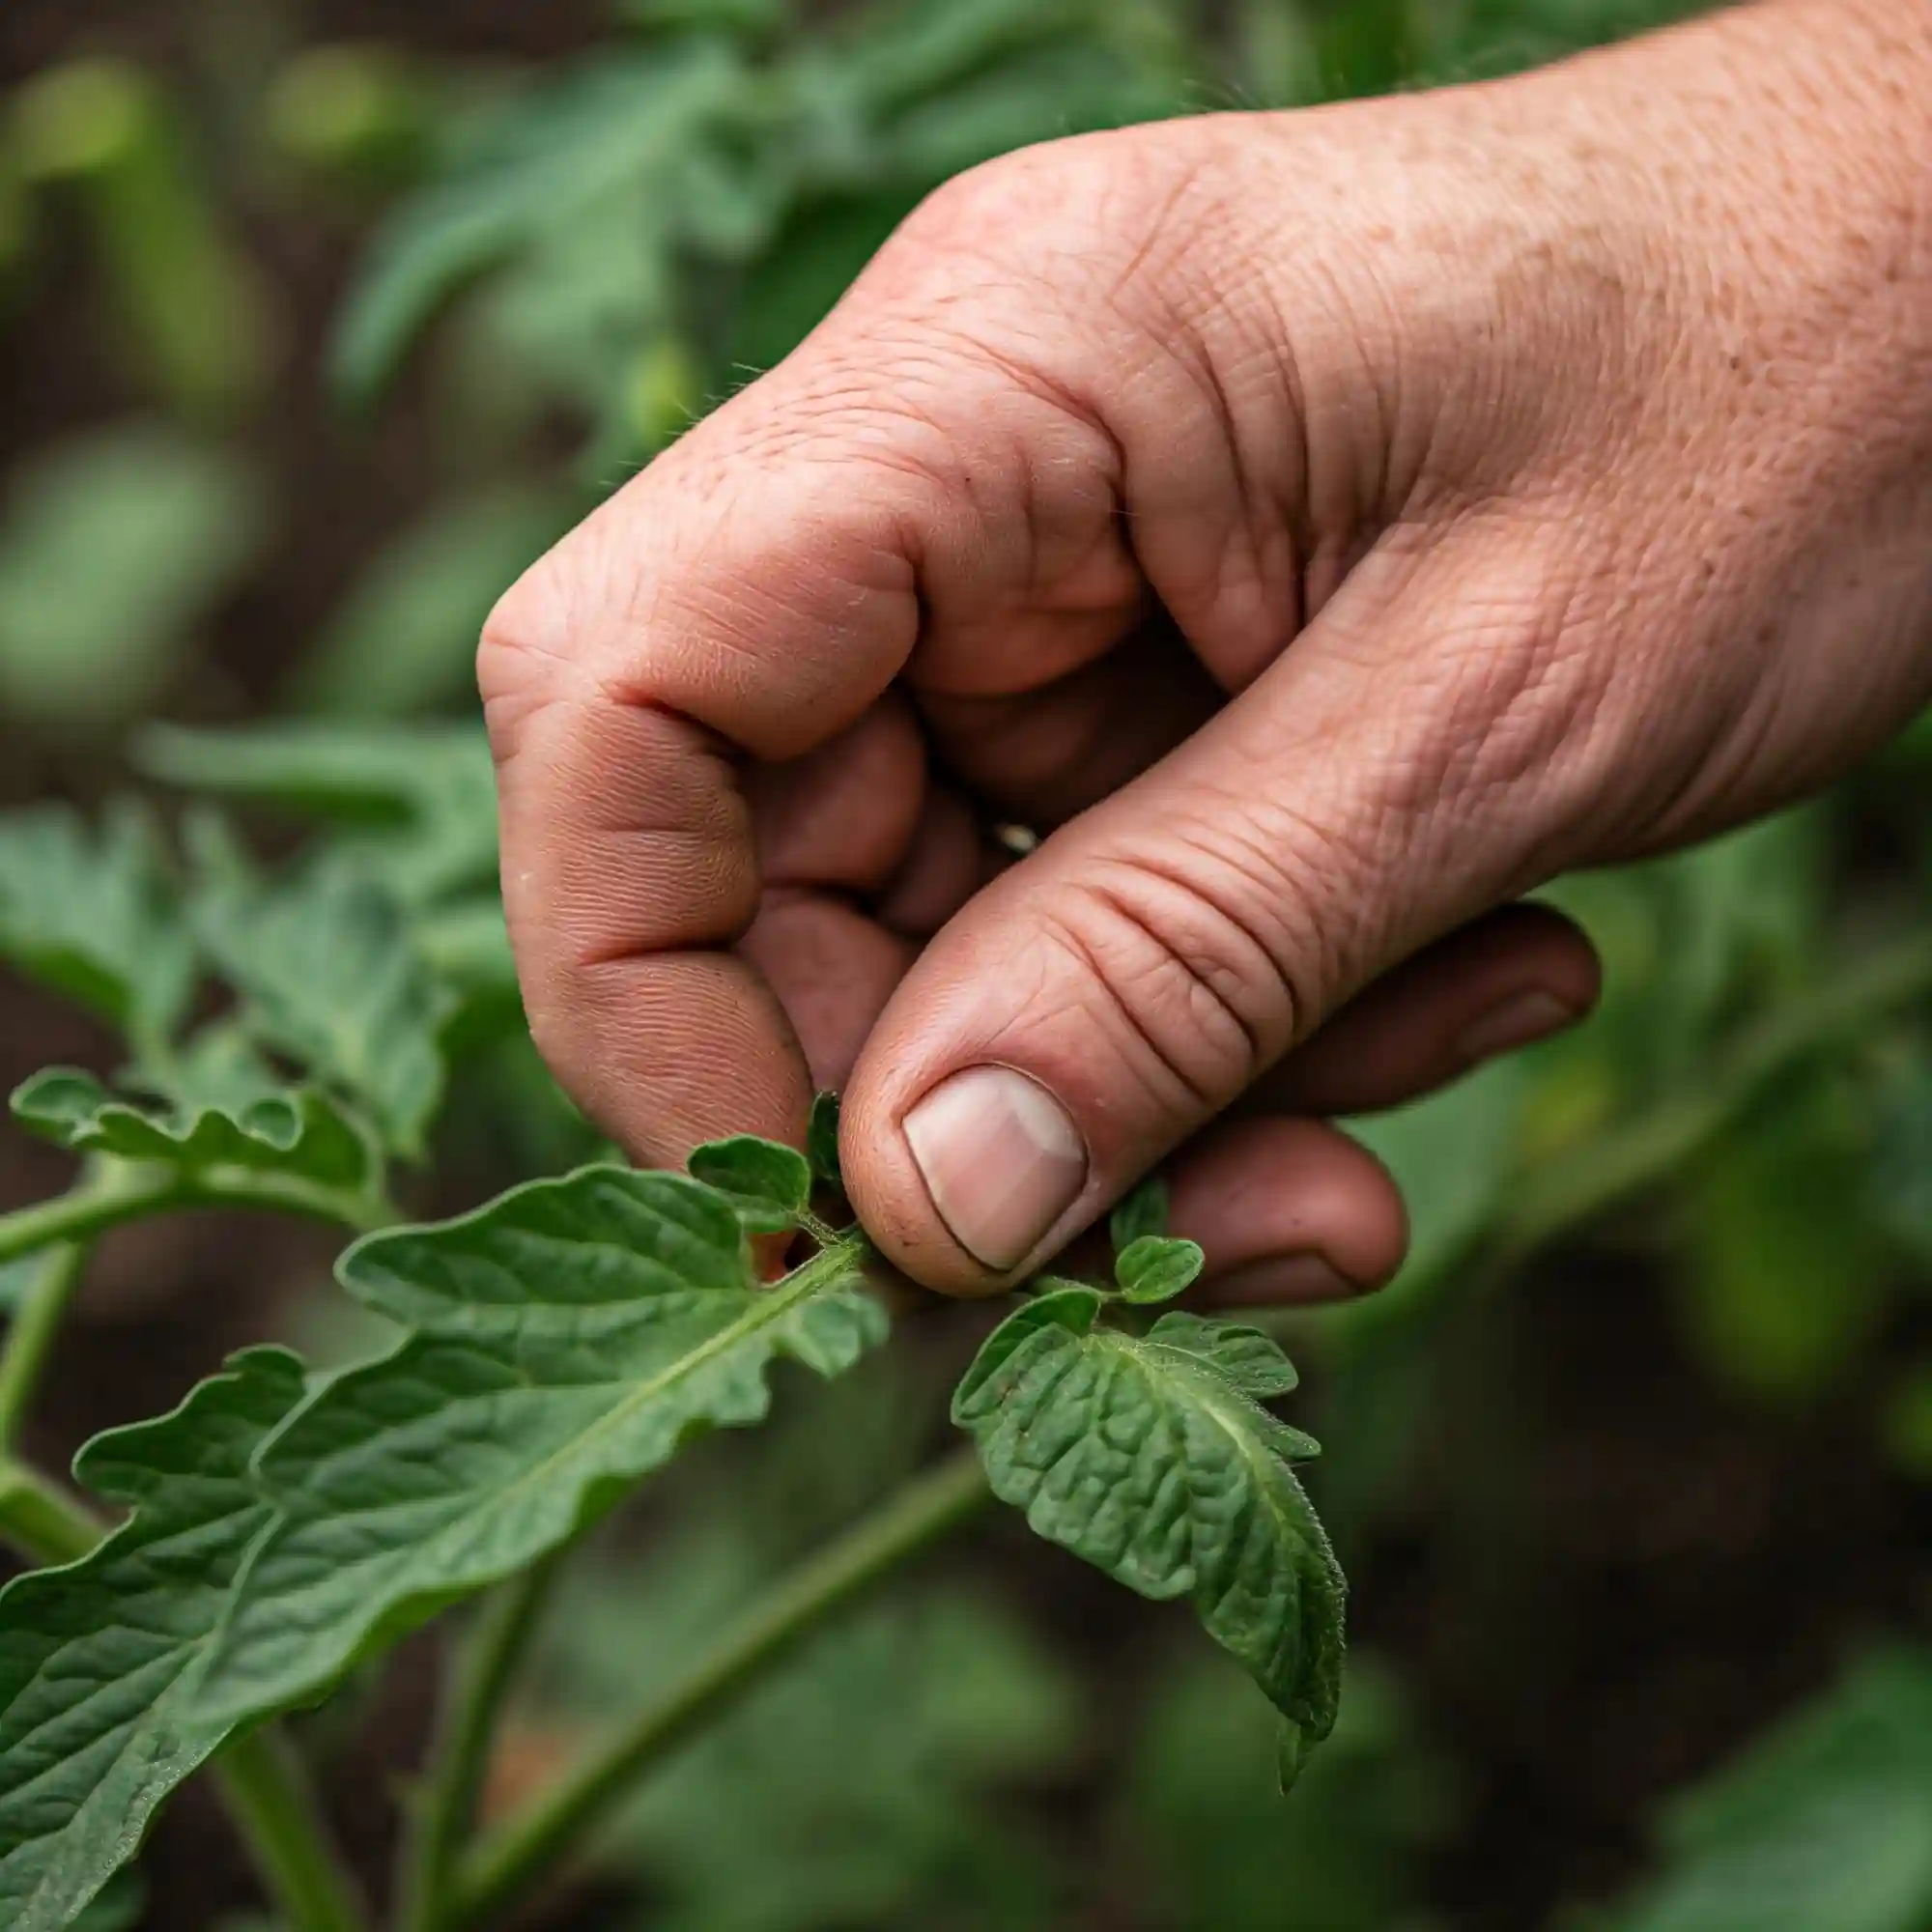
[{"left": 480, "top": 376, "right": 935, "bottom": 1165}]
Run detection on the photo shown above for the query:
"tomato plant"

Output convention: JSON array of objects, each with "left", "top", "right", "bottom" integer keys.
[
  {"left": 0, "top": 746, "right": 1347, "bottom": 1931},
  {"left": 6, "top": 3, "right": 1932, "bottom": 1929}
]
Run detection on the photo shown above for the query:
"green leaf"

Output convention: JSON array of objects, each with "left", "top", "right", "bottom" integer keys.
[
  {"left": 1601, "top": 1648, "right": 1932, "bottom": 1932},
  {"left": 11, "top": 1065, "right": 377, "bottom": 1193},
  {"left": 142, "top": 721, "right": 501, "bottom": 906},
  {"left": 188, "top": 836, "right": 452, "bottom": 1155},
  {"left": 0, "top": 803, "right": 194, "bottom": 1047},
  {"left": 1109, "top": 1174, "right": 1169, "bottom": 1251},
  {"left": 195, "top": 1167, "right": 887, "bottom": 1721},
  {"left": 0, "top": 425, "right": 263, "bottom": 732},
  {"left": 0, "top": 1348, "right": 310, "bottom": 1931},
  {"left": 690, "top": 1134, "right": 811, "bottom": 1234},
  {"left": 952, "top": 1294, "right": 1342, "bottom": 1747},
  {"left": 330, "top": 48, "right": 747, "bottom": 406},
  {"left": 807, "top": 1090, "right": 842, "bottom": 1188},
  {"left": 1115, "top": 1235, "right": 1203, "bottom": 1305}
]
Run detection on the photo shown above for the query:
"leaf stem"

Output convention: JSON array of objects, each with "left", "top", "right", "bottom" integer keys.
[
  {"left": 0, "top": 1160, "right": 398, "bottom": 1269},
  {"left": 0, "top": 1461, "right": 372, "bottom": 1932},
  {"left": 397, "top": 1559, "right": 560, "bottom": 1932},
  {"left": 0, "top": 1242, "right": 90, "bottom": 1452},
  {"left": 447, "top": 1446, "right": 993, "bottom": 1932}
]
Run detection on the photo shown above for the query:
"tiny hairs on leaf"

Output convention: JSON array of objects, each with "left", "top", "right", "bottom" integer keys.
[
  {"left": 1115, "top": 1236, "right": 1205, "bottom": 1305},
  {"left": 952, "top": 1294, "right": 1344, "bottom": 1761},
  {"left": 1109, "top": 1174, "right": 1169, "bottom": 1252}
]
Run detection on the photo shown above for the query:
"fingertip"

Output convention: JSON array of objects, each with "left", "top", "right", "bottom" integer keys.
[{"left": 1163, "top": 1116, "right": 1407, "bottom": 1307}]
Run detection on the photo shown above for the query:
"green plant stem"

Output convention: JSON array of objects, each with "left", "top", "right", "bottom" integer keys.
[
  {"left": 0, "top": 1242, "right": 89, "bottom": 1451},
  {"left": 1490, "top": 927, "right": 1932, "bottom": 1277},
  {"left": 0, "top": 1456, "right": 100, "bottom": 1566},
  {"left": 0, "top": 1159, "right": 398, "bottom": 1268},
  {"left": 398, "top": 1559, "right": 560, "bottom": 1932},
  {"left": 0, "top": 1455, "right": 370, "bottom": 1932},
  {"left": 213, "top": 1730, "right": 370, "bottom": 1932},
  {"left": 447, "top": 1446, "right": 994, "bottom": 1932}
]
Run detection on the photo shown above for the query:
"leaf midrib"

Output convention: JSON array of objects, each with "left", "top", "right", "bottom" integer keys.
[
  {"left": 1107, "top": 1327, "right": 1319, "bottom": 1648},
  {"left": 215, "top": 1233, "right": 872, "bottom": 1699}
]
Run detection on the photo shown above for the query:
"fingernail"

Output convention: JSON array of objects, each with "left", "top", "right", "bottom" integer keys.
[
  {"left": 1210, "top": 1254, "right": 1364, "bottom": 1307},
  {"left": 1456, "top": 989, "right": 1577, "bottom": 1067},
  {"left": 902, "top": 1066, "right": 1087, "bottom": 1270}
]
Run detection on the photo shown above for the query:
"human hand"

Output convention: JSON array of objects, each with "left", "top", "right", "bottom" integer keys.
[{"left": 482, "top": 0, "right": 1932, "bottom": 1298}]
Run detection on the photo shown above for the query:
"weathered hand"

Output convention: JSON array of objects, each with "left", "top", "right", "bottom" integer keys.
[{"left": 482, "top": 0, "right": 1932, "bottom": 1297}]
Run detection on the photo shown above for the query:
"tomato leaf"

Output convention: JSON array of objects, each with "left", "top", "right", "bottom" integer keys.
[
  {"left": 0, "top": 1349, "right": 311, "bottom": 1932},
  {"left": 808, "top": 1090, "right": 843, "bottom": 1188},
  {"left": 1109, "top": 1174, "right": 1169, "bottom": 1252},
  {"left": 188, "top": 834, "right": 452, "bottom": 1156},
  {"left": 0, "top": 804, "right": 194, "bottom": 1049},
  {"left": 952, "top": 1294, "right": 1344, "bottom": 1765},
  {"left": 1115, "top": 1236, "right": 1204, "bottom": 1305},
  {"left": 195, "top": 1163, "right": 886, "bottom": 1720},
  {"left": 330, "top": 48, "right": 748, "bottom": 407},
  {"left": 141, "top": 721, "right": 501, "bottom": 906},
  {"left": 689, "top": 1135, "right": 812, "bottom": 1235},
  {"left": 11, "top": 1066, "right": 378, "bottom": 1194}
]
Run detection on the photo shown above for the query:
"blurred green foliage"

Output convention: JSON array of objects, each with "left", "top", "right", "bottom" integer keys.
[
  {"left": 3, "top": 1, "right": 1930, "bottom": 1927},
  {"left": 1594, "top": 1650, "right": 1932, "bottom": 1932}
]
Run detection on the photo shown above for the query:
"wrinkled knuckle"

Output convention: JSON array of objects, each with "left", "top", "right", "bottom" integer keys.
[
  {"left": 477, "top": 548, "right": 587, "bottom": 769},
  {"left": 892, "top": 146, "right": 1065, "bottom": 263},
  {"left": 1037, "top": 858, "right": 1304, "bottom": 1117}
]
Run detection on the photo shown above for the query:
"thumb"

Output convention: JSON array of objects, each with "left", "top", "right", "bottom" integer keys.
[{"left": 841, "top": 542, "right": 1591, "bottom": 1292}]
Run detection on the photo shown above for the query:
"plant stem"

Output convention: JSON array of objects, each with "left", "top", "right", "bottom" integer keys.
[
  {"left": 398, "top": 1559, "right": 560, "bottom": 1932},
  {"left": 447, "top": 1447, "right": 994, "bottom": 1932},
  {"left": 0, "top": 1160, "right": 397, "bottom": 1269},
  {"left": 1490, "top": 927, "right": 1932, "bottom": 1276},
  {"left": 0, "top": 1459, "right": 371, "bottom": 1932},
  {"left": 213, "top": 1730, "right": 370, "bottom": 1932},
  {"left": 0, "top": 1243, "right": 89, "bottom": 1452},
  {"left": 0, "top": 1456, "right": 101, "bottom": 1566}
]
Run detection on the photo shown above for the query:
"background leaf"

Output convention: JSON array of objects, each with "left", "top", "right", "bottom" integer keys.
[
  {"left": 1596, "top": 1650, "right": 1932, "bottom": 1932},
  {"left": 0, "top": 425, "right": 262, "bottom": 731},
  {"left": 188, "top": 837, "right": 452, "bottom": 1154},
  {"left": 11, "top": 1065, "right": 377, "bottom": 1194},
  {"left": 0, "top": 803, "right": 194, "bottom": 1050},
  {"left": 143, "top": 721, "right": 501, "bottom": 906}
]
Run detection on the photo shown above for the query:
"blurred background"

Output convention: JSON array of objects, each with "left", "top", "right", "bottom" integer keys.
[{"left": 4, "top": 1, "right": 1931, "bottom": 1927}]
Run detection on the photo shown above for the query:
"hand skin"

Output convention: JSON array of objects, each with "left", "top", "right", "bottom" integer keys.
[{"left": 482, "top": 0, "right": 1932, "bottom": 1302}]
